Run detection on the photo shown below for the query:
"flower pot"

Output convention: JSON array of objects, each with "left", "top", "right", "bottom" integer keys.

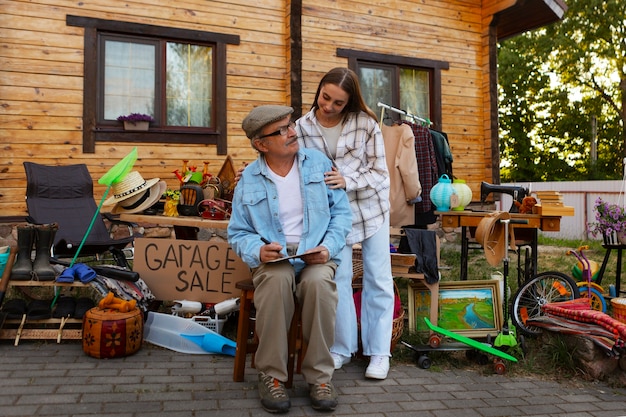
[
  {"left": 123, "top": 121, "right": 149, "bottom": 131},
  {"left": 164, "top": 197, "right": 179, "bottom": 217}
]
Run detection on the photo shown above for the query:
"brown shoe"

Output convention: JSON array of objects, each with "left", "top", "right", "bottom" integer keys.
[
  {"left": 309, "top": 382, "right": 338, "bottom": 411},
  {"left": 258, "top": 372, "right": 290, "bottom": 413}
]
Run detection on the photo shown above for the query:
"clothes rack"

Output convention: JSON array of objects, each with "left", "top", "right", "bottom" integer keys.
[{"left": 377, "top": 102, "right": 432, "bottom": 126}]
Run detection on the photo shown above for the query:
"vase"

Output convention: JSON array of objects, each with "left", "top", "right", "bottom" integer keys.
[
  {"left": 123, "top": 121, "right": 149, "bottom": 131},
  {"left": 619, "top": 231, "right": 626, "bottom": 245},
  {"left": 164, "top": 197, "right": 179, "bottom": 217}
]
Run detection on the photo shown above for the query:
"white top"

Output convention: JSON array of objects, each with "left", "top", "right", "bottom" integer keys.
[
  {"left": 268, "top": 162, "right": 303, "bottom": 243},
  {"left": 317, "top": 122, "right": 342, "bottom": 158}
]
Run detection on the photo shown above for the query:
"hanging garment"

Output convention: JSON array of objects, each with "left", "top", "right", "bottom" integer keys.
[
  {"left": 382, "top": 122, "right": 422, "bottom": 227},
  {"left": 429, "top": 129, "right": 453, "bottom": 177},
  {"left": 402, "top": 121, "right": 438, "bottom": 219},
  {"left": 398, "top": 228, "right": 439, "bottom": 285}
]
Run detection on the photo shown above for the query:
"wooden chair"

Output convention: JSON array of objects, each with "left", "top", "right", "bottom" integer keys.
[{"left": 232, "top": 279, "right": 304, "bottom": 388}]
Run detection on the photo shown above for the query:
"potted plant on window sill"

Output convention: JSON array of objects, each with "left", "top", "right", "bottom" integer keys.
[{"left": 117, "top": 113, "right": 155, "bottom": 131}]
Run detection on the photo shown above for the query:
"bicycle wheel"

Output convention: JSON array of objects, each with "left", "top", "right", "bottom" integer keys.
[
  {"left": 577, "top": 283, "right": 607, "bottom": 313},
  {"left": 510, "top": 271, "right": 580, "bottom": 336}
]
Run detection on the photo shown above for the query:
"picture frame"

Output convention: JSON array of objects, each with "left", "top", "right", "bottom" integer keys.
[{"left": 408, "top": 279, "right": 503, "bottom": 338}]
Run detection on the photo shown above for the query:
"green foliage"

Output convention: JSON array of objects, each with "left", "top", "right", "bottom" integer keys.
[{"left": 498, "top": 0, "right": 626, "bottom": 182}]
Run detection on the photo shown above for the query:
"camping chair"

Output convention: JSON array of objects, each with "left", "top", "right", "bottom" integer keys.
[{"left": 23, "top": 162, "right": 136, "bottom": 267}]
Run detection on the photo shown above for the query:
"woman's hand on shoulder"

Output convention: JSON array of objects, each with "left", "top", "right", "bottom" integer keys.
[{"left": 324, "top": 166, "right": 345, "bottom": 189}]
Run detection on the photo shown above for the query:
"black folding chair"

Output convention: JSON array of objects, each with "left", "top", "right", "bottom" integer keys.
[{"left": 23, "top": 162, "right": 136, "bottom": 267}]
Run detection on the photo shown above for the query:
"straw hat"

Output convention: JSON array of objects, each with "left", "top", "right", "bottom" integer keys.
[
  {"left": 104, "top": 171, "right": 166, "bottom": 214},
  {"left": 475, "top": 211, "right": 515, "bottom": 267}
]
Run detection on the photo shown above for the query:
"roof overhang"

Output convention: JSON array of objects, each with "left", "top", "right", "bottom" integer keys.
[{"left": 494, "top": 0, "right": 568, "bottom": 41}]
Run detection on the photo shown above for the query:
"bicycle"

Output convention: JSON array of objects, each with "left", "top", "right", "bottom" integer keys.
[
  {"left": 568, "top": 245, "right": 607, "bottom": 313},
  {"left": 510, "top": 253, "right": 581, "bottom": 336}
]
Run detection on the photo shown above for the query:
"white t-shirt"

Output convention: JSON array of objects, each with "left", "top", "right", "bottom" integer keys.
[
  {"left": 317, "top": 122, "right": 342, "bottom": 159},
  {"left": 268, "top": 162, "right": 303, "bottom": 243}
]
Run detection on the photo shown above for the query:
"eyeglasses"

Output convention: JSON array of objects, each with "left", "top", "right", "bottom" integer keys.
[{"left": 258, "top": 121, "right": 296, "bottom": 139}]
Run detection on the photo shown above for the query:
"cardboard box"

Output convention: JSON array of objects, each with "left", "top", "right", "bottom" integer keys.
[{"left": 133, "top": 238, "right": 251, "bottom": 303}]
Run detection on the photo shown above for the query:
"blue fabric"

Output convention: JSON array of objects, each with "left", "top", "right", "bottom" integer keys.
[
  {"left": 330, "top": 245, "right": 358, "bottom": 357},
  {"left": 357, "top": 216, "right": 394, "bottom": 357},
  {"left": 227, "top": 148, "right": 352, "bottom": 274}
]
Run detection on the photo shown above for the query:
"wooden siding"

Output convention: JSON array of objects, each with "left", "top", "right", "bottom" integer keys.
[
  {"left": 1, "top": 0, "right": 290, "bottom": 216},
  {"left": 0, "top": 0, "right": 557, "bottom": 217},
  {"left": 301, "top": 0, "right": 490, "bottom": 194}
]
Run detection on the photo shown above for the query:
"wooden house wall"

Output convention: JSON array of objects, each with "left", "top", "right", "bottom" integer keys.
[
  {"left": 1, "top": 0, "right": 500, "bottom": 218},
  {"left": 300, "top": 0, "right": 490, "bottom": 196}
]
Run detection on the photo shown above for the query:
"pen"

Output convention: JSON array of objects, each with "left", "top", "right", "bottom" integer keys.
[{"left": 260, "top": 237, "right": 271, "bottom": 245}]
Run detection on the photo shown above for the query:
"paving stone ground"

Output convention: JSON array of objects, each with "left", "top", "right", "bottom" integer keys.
[{"left": 1, "top": 341, "right": 625, "bottom": 417}]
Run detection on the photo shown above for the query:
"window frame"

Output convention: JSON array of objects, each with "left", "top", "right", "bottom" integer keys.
[
  {"left": 337, "top": 48, "right": 449, "bottom": 131},
  {"left": 67, "top": 15, "right": 239, "bottom": 154}
]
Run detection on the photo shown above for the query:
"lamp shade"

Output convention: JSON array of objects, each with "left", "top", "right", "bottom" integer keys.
[
  {"left": 430, "top": 174, "right": 456, "bottom": 211},
  {"left": 451, "top": 179, "right": 472, "bottom": 211}
]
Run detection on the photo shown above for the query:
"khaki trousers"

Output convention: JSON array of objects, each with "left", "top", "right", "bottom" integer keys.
[{"left": 252, "top": 260, "right": 337, "bottom": 385}]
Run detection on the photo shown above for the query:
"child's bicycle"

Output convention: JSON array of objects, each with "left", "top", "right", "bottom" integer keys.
[
  {"left": 510, "top": 256, "right": 581, "bottom": 337},
  {"left": 567, "top": 245, "right": 608, "bottom": 313}
]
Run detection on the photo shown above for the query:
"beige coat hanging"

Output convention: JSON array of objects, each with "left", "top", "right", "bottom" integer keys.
[{"left": 382, "top": 123, "right": 422, "bottom": 227}]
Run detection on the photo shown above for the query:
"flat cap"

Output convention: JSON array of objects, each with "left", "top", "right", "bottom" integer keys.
[{"left": 242, "top": 105, "right": 294, "bottom": 139}]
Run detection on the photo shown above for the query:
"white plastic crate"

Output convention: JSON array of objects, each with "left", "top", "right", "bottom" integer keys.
[{"left": 191, "top": 315, "right": 227, "bottom": 334}]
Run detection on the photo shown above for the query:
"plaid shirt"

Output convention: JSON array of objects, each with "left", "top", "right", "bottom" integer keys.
[
  {"left": 402, "top": 121, "right": 439, "bottom": 214},
  {"left": 297, "top": 110, "right": 390, "bottom": 244}
]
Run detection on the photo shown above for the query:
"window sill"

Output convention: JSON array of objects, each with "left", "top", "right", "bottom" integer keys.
[{"left": 94, "top": 128, "right": 218, "bottom": 145}]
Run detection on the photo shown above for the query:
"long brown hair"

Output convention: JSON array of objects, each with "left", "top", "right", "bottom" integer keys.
[{"left": 311, "top": 67, "right": 378, "bottom": 123}]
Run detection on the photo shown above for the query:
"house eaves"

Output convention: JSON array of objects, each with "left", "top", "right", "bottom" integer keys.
[{"left": 495, "top": 0, "right": 568, "bottom": 40}]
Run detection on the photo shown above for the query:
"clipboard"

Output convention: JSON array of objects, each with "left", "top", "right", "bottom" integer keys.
[{"left": 265, "top": 248, "right": 324, "bottom": 263}]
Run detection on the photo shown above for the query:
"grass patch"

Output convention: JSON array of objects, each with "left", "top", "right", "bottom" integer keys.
[{"left": 393, "top": 236, "right": 617, "bottom": 379}]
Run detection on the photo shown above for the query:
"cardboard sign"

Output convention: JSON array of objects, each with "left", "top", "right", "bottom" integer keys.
[{"left": 133, "top": 238, "right": 251, "bottom": 303}]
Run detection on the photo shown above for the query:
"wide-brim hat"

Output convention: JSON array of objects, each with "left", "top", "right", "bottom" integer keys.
[
  {"left": 475, "top": 211, "right": 514, "bottom": 267},
  {"left": 110, "top": 180, "right": 166, "bottom": 214},
  {"left": 104, "top": 171, "right": 161, "bottom": 206}
]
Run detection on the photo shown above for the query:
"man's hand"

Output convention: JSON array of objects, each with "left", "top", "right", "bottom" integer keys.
[
  {"left": 300, "top": 246, "right": 330, "bottom": 264},
  {"left": 260, "top": 241, "right": 284, "bottom": 263}
]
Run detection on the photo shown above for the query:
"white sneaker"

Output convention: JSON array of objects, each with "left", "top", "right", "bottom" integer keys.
[
  {"left": 365, "top": 355, "right": 389, "bottom": 379},
  {"left": 331, "top": 353, "right": 351, "bottom": 369}
]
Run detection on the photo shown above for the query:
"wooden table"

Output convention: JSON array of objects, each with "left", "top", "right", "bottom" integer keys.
[
  {"left": 120, "top": 213, "right": 229, "bottom": 239},
  {"left": 438, "top": 210, "right": 562, "bottom": 283}
]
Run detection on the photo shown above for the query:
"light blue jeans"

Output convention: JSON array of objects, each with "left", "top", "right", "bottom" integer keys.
[{"left": 331, "top": 217, "right": 394, "bottom": 358}]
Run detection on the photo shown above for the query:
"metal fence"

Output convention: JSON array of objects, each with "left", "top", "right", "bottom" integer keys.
[{"left": 497, "top": 180, "right": 625, "bottom": 241}]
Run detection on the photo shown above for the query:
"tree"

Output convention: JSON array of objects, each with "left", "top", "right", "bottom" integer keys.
[{"left": 498, "top": 0, "right": 626, "bottom": 182}]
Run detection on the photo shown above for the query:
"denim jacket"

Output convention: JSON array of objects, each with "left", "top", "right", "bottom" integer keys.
[{"left": 227, "top": 148, "right": 352, "bottom": 273}]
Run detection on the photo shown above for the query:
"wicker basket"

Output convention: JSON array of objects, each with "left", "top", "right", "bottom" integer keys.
[
  {"left": 352, "top": 254, "right": 404, "bottom": 354},
  {"left": 611, "top": 297, "right": 626, "bottom": 324}
]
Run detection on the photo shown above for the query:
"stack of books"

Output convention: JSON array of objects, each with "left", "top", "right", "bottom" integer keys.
[{"left": 532, "top": 191, "right": 575, "bottom": 216}]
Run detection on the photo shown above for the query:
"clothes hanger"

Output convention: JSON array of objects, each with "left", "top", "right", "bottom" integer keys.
[{"left": 377, "top": 102, "right": 432, "bottom": 127}]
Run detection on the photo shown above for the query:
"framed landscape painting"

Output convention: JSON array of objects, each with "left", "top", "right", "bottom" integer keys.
[{"left": 409, "top": 280, "right": 503, "bottom": 338}]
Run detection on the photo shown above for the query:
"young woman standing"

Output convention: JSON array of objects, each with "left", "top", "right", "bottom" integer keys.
[{"left": 296, "top": 67, "right": 394, "bottom": 379}]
